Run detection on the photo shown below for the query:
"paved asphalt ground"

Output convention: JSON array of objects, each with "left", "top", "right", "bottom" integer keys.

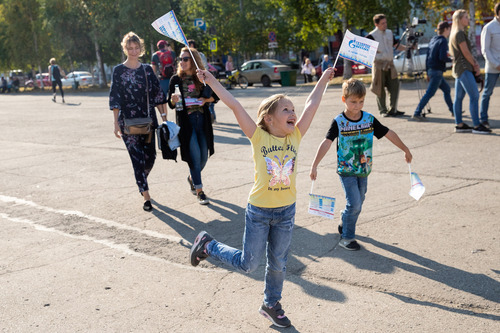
[{"left": 1, "top": 79, "right": 499, "bottom": 332}]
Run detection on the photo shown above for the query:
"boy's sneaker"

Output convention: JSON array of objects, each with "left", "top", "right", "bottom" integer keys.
[
  {"left": 187, "top": 176, "right": 196, "bottom": 195},
  {"left": 481, "top": 121, "right": 490, "bottom": 129},
  {"left": 454, "top": 123, "right": 473, "bottom": 133},
  {"left": 197, "top": 191, "right": 210, "bottom": 205},
  {"left": 339, "top": 239, "right": 361, "bottom": 251},
  {"left": 259, "top": 302, "right": 291, "bottom": 328},
  {"left": 190, "top": 231, "right": 213, "bottom": 266},
  {"left": 472, "top": 124, "right": 492, "bottom": 135}
]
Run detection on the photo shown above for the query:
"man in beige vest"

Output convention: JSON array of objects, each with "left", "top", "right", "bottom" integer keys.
[{"left": 367, "top": 14, "right": 406, "bottom": 117}]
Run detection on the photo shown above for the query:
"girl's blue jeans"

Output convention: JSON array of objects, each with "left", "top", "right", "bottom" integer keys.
[
  {"left": 339, "top": 175, "right": 368, "bottom": 240},
  {"left": 454, "top": 70, "right": 480, "bottom": 126},
  {"left": 207, "top": 202, "right": 296, "bottom": 308},
  {"left": 188, "top": 111, "right": 208, "bottom": 189}
]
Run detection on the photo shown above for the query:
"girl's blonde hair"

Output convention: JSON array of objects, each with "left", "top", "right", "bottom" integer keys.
[
  {"left": 49, "top": 58, "right": 56, "bottom": 65},
  {"left": 256, "top": 94, "right": 290, "bottom": 132},
  {"left": 449, "top": 9, "right": 467, "bottom": 58},
  {"left": 177, "top": 47, "right": 205, "bottom": 91},
  {"left": 121, "top": 31, "right": 145, "bottom": 57}
]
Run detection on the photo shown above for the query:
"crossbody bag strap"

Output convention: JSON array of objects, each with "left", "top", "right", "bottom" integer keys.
[{"left": 143, "top": 64, "right": 150, "bottom": 118}]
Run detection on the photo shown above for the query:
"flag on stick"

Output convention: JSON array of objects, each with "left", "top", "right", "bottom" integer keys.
[
  {"left": 338, "top": 30, "right": 379, "bottom": 68},
  {"left": 308, "top": 181, "right": 336, "bottom": 219},
  {"left": 408, "top": 164, "right": 425, "bottom": 201},
  {"left": 151, "top": 10, "right": 205, "bottom": 84},
  {"left": 151, "top": 11, "right": 188, "bottom": 46},
  {"left": 323, "top": 30, "right": 379, "bottom": 94}
]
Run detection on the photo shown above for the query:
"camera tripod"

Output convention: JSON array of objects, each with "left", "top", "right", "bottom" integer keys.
[{"left": 397, "top": 27, "right": 432, "bottom": 117}]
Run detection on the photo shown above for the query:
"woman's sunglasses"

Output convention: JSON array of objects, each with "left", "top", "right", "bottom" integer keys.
[{"left": 179, "top": 57, "right": 191, "bottom": 62}]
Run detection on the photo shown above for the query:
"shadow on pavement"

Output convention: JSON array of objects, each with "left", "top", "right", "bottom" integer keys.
[
  {"left": 152, "top": 197, "right": 346, "bottom": 305},
  {"left": 384, "top": 291, "right": 500, "bottom": 321},
  {"left": 339, "top": 236, "right": 500, "bottom": 318}
]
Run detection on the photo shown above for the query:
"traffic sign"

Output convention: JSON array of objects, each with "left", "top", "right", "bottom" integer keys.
[
  {"left": 209, "top": 38, "right": 217, "bottom": 52},
  {"left": 194, "top": 18, "right": 206, "bottom": 31},
  {"left": 268, "top": 31, "right": 277, "bottom": 42},
  {"left": 268, "top": 42, "right": 278, "bottom": 49}
]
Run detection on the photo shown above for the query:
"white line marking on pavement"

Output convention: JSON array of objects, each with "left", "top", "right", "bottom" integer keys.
[
  {"left": 0, "top": 195, "right": 222, "bottom": 273},
  {"left": 0, "top": 195, "right": 185, "bottom": 243}
]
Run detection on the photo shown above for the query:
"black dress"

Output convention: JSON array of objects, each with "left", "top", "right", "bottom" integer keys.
[{"left": 109, "top": 63, "right": 166, "bottom": 193}]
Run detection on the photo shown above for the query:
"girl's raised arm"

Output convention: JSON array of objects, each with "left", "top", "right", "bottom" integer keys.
[
  {"left": 196, "top": 69, "right": 256, "bottom": 138},
  {"left": 296, "top": 67, "right": 335, "bottom": 136}
]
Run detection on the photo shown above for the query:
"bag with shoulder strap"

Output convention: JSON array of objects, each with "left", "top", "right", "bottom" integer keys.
[{"left": 124, "top": 65, "right": 153, "bottom": 136}]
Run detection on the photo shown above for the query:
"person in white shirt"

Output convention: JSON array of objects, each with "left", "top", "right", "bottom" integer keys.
[
  {"left": 367, "top": 14, "right": 406, "bottom": 117},
  {"left": 479, "top": 2, "right": 500, "bottom": 129}
]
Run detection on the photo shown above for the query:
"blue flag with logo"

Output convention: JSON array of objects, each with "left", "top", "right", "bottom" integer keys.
[{"left": 338, "top": 30, "right": 379, "bottom": 68}]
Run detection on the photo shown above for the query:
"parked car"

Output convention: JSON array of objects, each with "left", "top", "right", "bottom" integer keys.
[
  {"left": 239, "top": 59, "right": 290, "bottom": 87},
  {"left": 9, "top": 70, "right": 30, "bottom": 87},
  {"left": 35, "top": 73, "right": 51, "bottom": 88},
  {"left": 393, "top": 43, "right": 452, "bottom": 74},
  {"left": 206, "top": 62, "right": 220, "bottom": 78},
  {"left": 209, "top": 62, "right": 225, "bottom": 78},
  {"left": 314, "top": 58, "right": 368, "bottom": 79},
  {"left": 62, "top": 71, "right": 93, "bottom": 87}
]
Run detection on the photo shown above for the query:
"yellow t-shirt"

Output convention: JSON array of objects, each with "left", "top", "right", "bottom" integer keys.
[{"left": 248, "top": 127, "right": 302, "bottom": 208}]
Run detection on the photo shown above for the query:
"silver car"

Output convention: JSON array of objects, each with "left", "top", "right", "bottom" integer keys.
[
  {"left": 393, "top": 43, "right": 452, "bottom": 74},
  {"left": 239, "top": 59, "right": 290, "bottom": 87},
  {"left": 62, "top": 71, "right": 93, "bottom": 87}
]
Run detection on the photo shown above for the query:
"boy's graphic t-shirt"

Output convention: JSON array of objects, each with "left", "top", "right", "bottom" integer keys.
[
  {"left": 249, "top": 127, "right": 302, "bottom": 208},
  {"left": 326, "top": 111, "right": 388, "bottom": 177}
]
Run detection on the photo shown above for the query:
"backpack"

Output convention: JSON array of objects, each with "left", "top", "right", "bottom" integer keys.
[
  {"left": 52, "top": 65, "right": 61, "bottom": 81},
  {"left": 157, "top": 50, "right": 175, "bottom": 79}
]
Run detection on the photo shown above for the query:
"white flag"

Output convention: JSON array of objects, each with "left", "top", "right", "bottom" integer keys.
[
  {"left": 338, "top": 30, "right": 379, "bottom": 68},
  {"left": 151, "top": 10, "right": 189, "bottom": 45}
]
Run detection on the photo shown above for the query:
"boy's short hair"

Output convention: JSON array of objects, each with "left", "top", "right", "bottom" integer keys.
[
  {"left": 495, "top": 2, "right": 500, "bottom": 16},
  {"left": 373, "top": 14, "right": 386, "bottom": 25},
  {"left": 342, "top": 78, "right": 366, "bottom": 99}
]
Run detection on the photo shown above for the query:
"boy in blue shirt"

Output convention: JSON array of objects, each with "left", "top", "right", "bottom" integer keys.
[{"left": 310, "top": 78, "right": 412, "bottom": 250}]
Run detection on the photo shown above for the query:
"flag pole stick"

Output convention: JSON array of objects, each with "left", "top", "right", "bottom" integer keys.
[
  {"left": 323, "top": 32, "right": 345, "bottom": 95},
  {"left": 408, "top": 163, "right": 413, "bottom": 186},
  {"left": 186, "top": 46, "right": 206, "bottom": 85}
]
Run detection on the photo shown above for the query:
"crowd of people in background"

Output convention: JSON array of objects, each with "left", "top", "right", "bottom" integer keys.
[
  {"left": 2, "top": 5, "right": 498, "bottom": 329},
  {"left": 1, "top": 75, "right": 20, "bottom": 93}
]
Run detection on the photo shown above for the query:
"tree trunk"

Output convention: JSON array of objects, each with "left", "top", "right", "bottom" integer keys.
[
  {"left": 94, "top": 34, "right": 107, "bottom": 87},
  {"left": 468, "top": 1, "right": 477, "bottom": 58},
  {"left": 342, "top": 15, "right": 352, "bottom": 79},
  {"left": 29, "top": 13, "right": 44, "bottom": 89}
]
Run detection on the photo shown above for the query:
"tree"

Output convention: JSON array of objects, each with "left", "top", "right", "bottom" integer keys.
[{"left": 2, "top": 0, "right": 51, "bottom": 80}]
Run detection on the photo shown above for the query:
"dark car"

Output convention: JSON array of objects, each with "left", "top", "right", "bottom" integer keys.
[{"left": 209, "top": 62, "right": 225, "bottom": 78}]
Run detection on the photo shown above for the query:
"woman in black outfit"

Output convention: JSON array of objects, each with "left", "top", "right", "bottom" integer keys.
[
  {"left": 167, "top": 47, "right": 218, "bottom": 205},
  {"left": 109, "top": 32, "right": 167, "bottom": 211}
]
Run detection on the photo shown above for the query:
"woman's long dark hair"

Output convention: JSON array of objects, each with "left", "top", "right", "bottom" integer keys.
[{"left": 177, "top": 47, "right": 205, "bottom": 92}]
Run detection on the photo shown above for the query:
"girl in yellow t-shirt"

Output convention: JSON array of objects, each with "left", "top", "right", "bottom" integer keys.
[{"left": 189, "top": 67, "right": 335, "bottom": 328}]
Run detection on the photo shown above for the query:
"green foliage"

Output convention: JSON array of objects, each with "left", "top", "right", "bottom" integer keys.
[
  {"left": 1, "top": 0, "right": 496, "bottom": 73},
  {"left": 1, "top": 0, "right": 51, "bottom": 71}
]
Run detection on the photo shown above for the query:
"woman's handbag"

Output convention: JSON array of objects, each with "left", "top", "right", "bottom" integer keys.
[
  {"left": 124, "top": 65, "right": 152, "bottom": 135},
  {"left": 123, "top": 117, "right": 153, "bottom": 135}
]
